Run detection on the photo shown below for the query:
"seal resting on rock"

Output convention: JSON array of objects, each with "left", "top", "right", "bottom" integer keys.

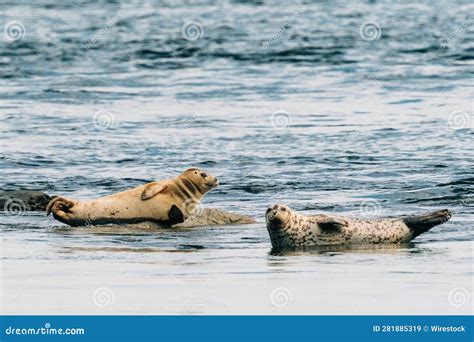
[
  {"left": 265, "top": 204, "right": 452, "bottom": 249},
  {"left": 46, "top": 168, "right": 218, "bottom": 227}
]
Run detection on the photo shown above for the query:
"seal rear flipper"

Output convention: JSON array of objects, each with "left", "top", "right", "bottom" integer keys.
[
  {"left": 45, "top": 196, "right": 75, "bottom": 216},
  {"left": 141, "top": 183, "right": 167, "bottom": 200},
  {"left": 318, "top": 216, "right": 348, "bottom": 234},
  {"left": 403, "top": 209, "right": 452, "bottom": 238}
]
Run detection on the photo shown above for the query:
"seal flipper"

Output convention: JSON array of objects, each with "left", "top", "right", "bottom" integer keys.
[
  {"left": 168, "top": 204, "right": 185, "bottom": 225},
  {"left": 403, "top": 209, "right": 452, "bottom": 238},
  {"left": 45, "top": 196, "right": 74, "bottom": 216},
  {"left": 141, "top": 183, "right": 167, "bottom": 200},
  {"left": 318, "top": 217, "right": 348, "bottom": 234}
]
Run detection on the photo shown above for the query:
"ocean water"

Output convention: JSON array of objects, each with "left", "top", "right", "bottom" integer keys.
[{"left": 0, "top": 0, "right": 473, "bottom": 314}]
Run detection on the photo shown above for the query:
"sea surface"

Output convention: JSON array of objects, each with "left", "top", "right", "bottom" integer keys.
[{"left": 0, "top": 0, "right": 473, "bottom": 314}]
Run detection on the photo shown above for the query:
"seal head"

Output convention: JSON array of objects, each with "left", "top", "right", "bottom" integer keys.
[
  {"left": 265, "top": 204, "right": 295, "bottom": 250},
  {"left": 180, "top": 168, "right": 219, "bottom": 192}
]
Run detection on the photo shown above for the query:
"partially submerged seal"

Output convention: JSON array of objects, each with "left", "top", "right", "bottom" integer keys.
[
  {"left": 265, "top": 204, "right": 452, "bottom": 249},
  {"left": 46, "top": 168, "right": 218, "bottom": 227}
]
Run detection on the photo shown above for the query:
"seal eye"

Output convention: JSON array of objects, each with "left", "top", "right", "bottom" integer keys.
[
  {"left": 201, "top": 173, "right": 207, "bottom": 178},
  {"left": 266, "top": 208, "right": 271, "bottom": 214},
  {"left": 281, "top": 207, "right": 287, "bottom": 212}
]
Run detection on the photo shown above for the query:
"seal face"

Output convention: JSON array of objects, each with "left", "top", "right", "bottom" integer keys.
[
  {"left": 265, "top": 204, "right": 452, "bottom": 250},
  {"left": 46, "top": 168, "right": 218, "bottom": 227}
]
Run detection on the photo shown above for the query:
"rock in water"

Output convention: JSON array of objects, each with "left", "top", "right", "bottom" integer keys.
[
  {"left": 0, "top": 191, "right": 53, "bottom": 211},
  {"left": 175, "top": 208, "right": 256, "bottom": 227}
]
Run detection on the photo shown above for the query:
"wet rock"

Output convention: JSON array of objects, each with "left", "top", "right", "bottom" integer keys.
[
  {"left": 175, "top": 208, "right": 256, "bottom": 227},
  {"left": 0, "top": 191, "right": 53, "bottom": 211}
]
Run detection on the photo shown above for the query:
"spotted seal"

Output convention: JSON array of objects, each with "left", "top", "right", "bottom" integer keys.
[
  {"left": 265, "top": 204, "right": 452, "bottom": 249},
  {"left": 46, "top": 168, "right": 218, "bottom": 227}
]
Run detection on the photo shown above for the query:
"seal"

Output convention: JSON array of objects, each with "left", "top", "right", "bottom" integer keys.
[
  {"left": 46, "top": 168, "right": 218, "bottom": 227},
  {"left": 265, "top": 204, "right": 452, "bottom": 249}
]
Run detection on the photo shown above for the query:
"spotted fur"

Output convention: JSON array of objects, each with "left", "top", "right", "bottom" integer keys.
[{"left": 265, "top": 204, "right": 452, "bottom": 249}]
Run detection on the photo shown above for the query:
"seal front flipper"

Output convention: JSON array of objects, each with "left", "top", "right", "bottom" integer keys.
[
  {"left": 141, "top": 183, "right": 167, "bottom": 200},
  {"left": 318, "top": 216, "right": 348, "bottom": 233}
]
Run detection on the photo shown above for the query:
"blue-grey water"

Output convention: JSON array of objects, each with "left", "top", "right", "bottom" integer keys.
[{"left": 1, "top": 0, "right": 473, "bottom": 314}]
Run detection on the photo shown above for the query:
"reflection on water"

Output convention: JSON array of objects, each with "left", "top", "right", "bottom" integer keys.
[{"left": 269, "top": 242, "right": 420, "bottom": 256}]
